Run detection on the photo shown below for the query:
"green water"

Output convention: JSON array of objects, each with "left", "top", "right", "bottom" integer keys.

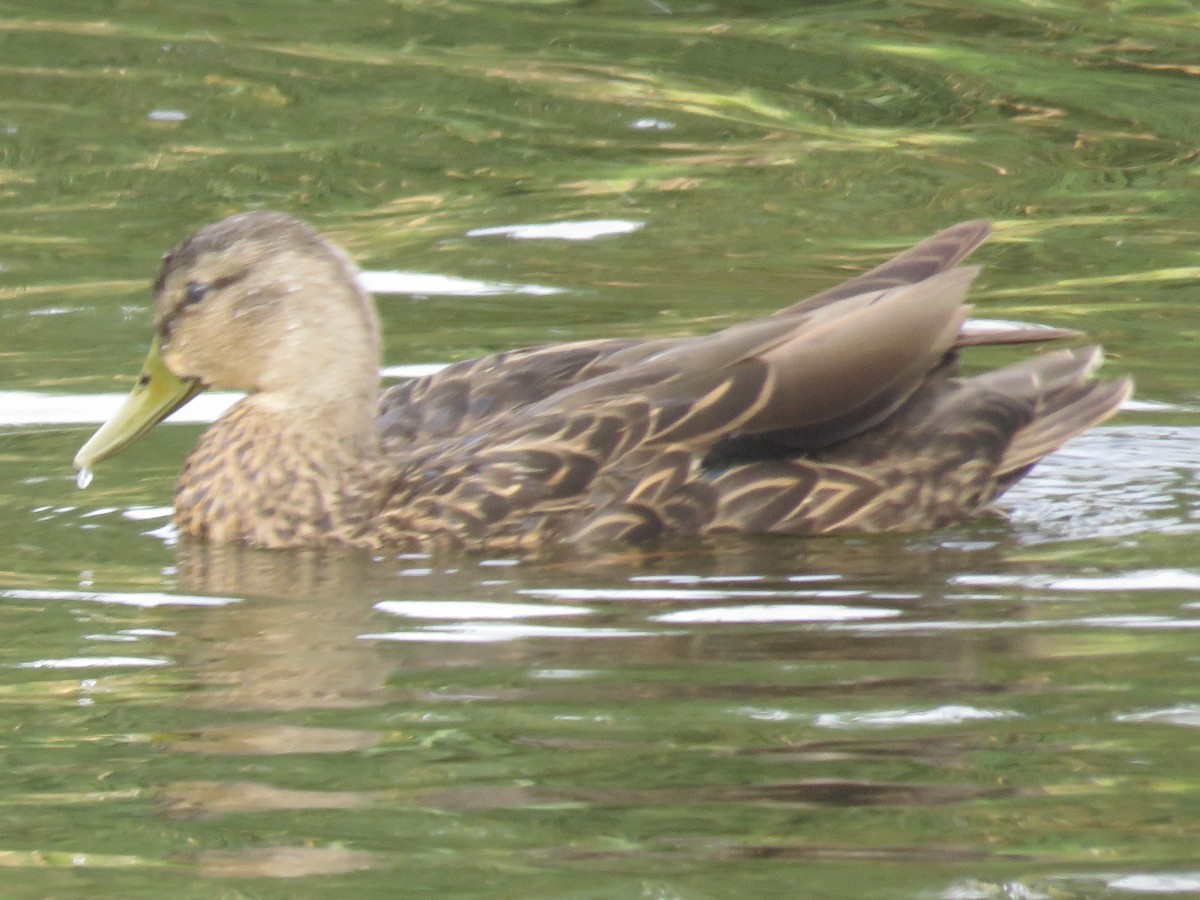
[{"left": 2, "top": 1, "right": 1200, "bottom": 896}]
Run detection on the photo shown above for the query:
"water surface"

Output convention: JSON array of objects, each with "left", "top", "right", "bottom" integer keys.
[{"left": 2, "top": 1, "right": 1200, "bottom": 896}]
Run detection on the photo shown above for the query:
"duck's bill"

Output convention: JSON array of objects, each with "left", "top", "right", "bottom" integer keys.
[{"left": 73, "top": 338, "right": 203, "bottom": 471}]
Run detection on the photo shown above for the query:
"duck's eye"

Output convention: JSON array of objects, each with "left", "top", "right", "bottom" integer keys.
[{"left": 183, "top": 281, "right": 209, "bottom": 306}]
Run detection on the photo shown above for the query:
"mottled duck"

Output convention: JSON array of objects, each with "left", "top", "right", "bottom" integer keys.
[{"left": 74, "top": 213, "right": 1130, "bottom": 551}]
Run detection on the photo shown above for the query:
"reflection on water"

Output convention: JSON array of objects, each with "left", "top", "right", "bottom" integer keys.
[
  {"left": 466, "top": 220, "right": 644, "bottom": 241},
  {"left": 170, "top": 544, "right": 395, "bottom": 711},
  {"left": 3, "top": 0, "right": 1200, "bottom": 895},
  {"left": 6, "top": 509, "right": 1200, "bottom": 892},
  {"left": 188, "top": 847, "right": 382, "bottom": 880},
  {"left": 1004, "top": 426, "right": 1200, "bottom": 542}
]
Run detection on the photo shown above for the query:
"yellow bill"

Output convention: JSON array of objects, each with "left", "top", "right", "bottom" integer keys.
[{"left": 74, "top": 337, "right": 203, "bottom": 473}]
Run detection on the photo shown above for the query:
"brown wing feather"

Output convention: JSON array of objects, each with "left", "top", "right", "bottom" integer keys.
[
  {"left": 373, "top": 220, "right": 1127, "bottom": 548},
  {"left": 771, "top": 219, "right": 991, "bottom": 318},
  {"left": 378, "top": 338, "right": 639, "bottom": 449},
  {"left": 497, "top": 265, "right": 977, "bottom": 454},
  {"left": 378, "top": 221, "right": 1066, "bottom": 454}
]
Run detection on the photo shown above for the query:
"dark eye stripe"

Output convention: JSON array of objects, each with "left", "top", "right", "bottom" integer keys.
[{"left": 210, "top": 269, "right": 248, "bottom": 290}]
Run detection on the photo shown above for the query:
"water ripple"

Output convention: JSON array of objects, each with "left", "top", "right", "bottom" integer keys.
[
  {"left": 16, "top": 656, "right": 170, "bottom": 669},
  {"left": 374, "top": 600, "right": 590, "bottom": 619},
  {"left": 814, "top": 705, "right": 1023, "bottom": 729},
  {"left": 466, "top": 219, "right": 644, "bottom": 241},
  {"left": 1, "top": 588, "right": 240, "bottom": 608},
  {"left": 653, "top": 604, "right": 899, "bottom": 624},
  {"left": 360, "top": 622, "right": 655, "bottom": 643}
]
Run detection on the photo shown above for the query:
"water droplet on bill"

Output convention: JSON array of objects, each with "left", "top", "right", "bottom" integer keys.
[{"left": 76, "top": 467, "right": 93, "bottom": 490}]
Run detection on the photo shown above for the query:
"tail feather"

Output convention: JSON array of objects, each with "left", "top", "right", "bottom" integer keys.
[{"left": 996, "top": 352, "right": 1131, "bottom": 476}]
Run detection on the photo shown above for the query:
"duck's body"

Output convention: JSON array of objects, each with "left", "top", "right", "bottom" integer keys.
[{"left": 75, "top": 213, "right": 1130, "bottom": 551}]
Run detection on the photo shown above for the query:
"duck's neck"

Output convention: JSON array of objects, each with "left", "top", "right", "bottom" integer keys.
[{"left": 174, "top": 392, "right": 386, "bottom": 549}]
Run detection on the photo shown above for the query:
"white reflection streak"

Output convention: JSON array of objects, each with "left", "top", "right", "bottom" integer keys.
[
  {"left": 357, "top": 270, "right": 562, "bottom": 296},
  {"left": 832, "top": 614, "right": 1200, "bottom": 633},
  {"left": 1114, "top": 705, "right": 1200, "bottom": 727},
  {"left": 0, "top": 391, "right": 242, "bottom": 426},
  {"left": 654, "top": 604, "right": 899, "bottom": 624},
  {"left": 467, "top": 220, "right": 644, "bottom": 241},
  {"left": 814, "top": 705, "right": 1022, "bottom": 729},
  {"left": 0, "top": 366, "right": 452, "bottom": 427},
  {"left": 374, "top": 600, "right": 591, "bottom": 619},
  {"left": 1, "top": 588, "right": 239, "bottom": 608},
  {"left": 360, "top": 622, "right": 653, "bottom": 643},
  {"left": 520, "top": 587, "right": 867, "bottom": 602},
  {"left": 17, "top": 656, "right": 170, "bottom": 669},
  {"left": 1108, "top": 873, "right": 1200, "bottom": 892},
  {"left": 955, "top": 568, "right": 1200, "bottom": 592}
]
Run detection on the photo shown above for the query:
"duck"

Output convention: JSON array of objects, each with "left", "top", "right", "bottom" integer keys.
[{"left": 73, "top": 212, "right": 1131, "bottom": 552}]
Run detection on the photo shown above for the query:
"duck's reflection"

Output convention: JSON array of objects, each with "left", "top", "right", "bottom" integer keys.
[
  {"left": 165, "top": 529, "right": 1027, "bottom": 718},
  {"left": 171, "top": 540, "right": 395, "bottom": 712},
  {"left": 154, "top": 528, "right": 1029, "bottom": 858}
]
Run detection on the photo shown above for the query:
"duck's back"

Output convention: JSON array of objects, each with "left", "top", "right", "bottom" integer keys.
[{"left": 371, "top": 222, "right": 1130, "bottom": 551}]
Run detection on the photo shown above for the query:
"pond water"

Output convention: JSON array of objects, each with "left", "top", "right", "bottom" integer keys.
[{"left": 3, "top": 1, "right": 1200, "bottom": 896}]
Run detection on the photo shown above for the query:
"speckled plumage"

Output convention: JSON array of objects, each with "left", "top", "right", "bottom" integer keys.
[
  {"left": 92, "top": 212, "right": 1131, "bottom": 551},
  {"left": 174, "top": 400, "right": 387, "bottom": 547}
]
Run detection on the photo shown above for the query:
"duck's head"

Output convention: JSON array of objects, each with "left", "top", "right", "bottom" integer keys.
[{"left": 74, "top": 211, "right": 382, "bottom": 473}]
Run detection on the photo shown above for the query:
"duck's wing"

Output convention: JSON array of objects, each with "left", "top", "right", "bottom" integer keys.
[
  {"left": 774, "top": 219, "right": 1080, "bottom": 347},
  {"left": 772, "top": 219, "right": 992, "bottom": 317},
  {"left": 555, "top": 265, "right": 977, "bottom": 452},
  {"left": 378, "top": 221, "right": 994, "bottom": 451},
  {"left": 379, "top": 231, "right": 989, "bottom": 450},
  {"left": 379, "top": 220, "right": 1077, "bottom": 461},
  {"left": 380, "top": 266, "right": 984, "bottom": 544},
  {"left": 511, "top": 346, "right": 1127, "bottom": 545},
  {"left": 378, "top": 338, "right": 644, "bottom": 451}
]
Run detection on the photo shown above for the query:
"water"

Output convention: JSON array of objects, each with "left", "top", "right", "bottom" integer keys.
[{"left": 2, "top": 1, "right": 1200, "bottom": 896}]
